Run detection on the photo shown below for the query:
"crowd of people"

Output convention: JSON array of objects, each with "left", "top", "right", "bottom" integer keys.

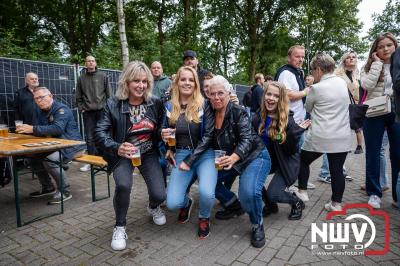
[{"left": 6, "top": 32, "right": 400, "bottom": 251}]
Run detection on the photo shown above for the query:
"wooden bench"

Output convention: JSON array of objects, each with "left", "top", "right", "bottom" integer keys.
[{"left": 73, "top": 155, "right": 110, "bottom": 202}]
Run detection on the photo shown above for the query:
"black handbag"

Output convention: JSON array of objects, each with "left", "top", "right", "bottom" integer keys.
[{"left": 348, "top": 90, "right": 368, "bottom": 130}]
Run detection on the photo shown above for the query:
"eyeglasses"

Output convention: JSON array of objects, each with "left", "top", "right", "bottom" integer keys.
[
  {"left": 209, "top": 91, "right": 226, "bottom": 99},
  {"left": 34, "top": 94, "right": 50, "bottom": 102}
]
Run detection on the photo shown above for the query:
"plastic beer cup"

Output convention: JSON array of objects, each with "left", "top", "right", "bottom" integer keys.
[
  {"left": 131, "top": 149, "right": 141, "bottom": 167},
  {"left": 214, "top": 150, "right": 226, "bottom": 170}
]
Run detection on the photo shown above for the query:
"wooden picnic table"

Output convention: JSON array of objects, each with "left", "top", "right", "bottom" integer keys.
[{"left": 0, "top": 133, "right": 85, "bottom": 227}]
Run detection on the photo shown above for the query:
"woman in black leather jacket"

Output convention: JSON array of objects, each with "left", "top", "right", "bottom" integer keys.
[
  {"left": 95, "top": 61, "right": 166, "bottom": 251},
  {"left": 208, "top": 75, "right": 271, "bottom": 248},
  {"left": 161, "top": 66, "right": 216, "bottom": 239},
  {"left": 252, "top": 81, "right": 310, "bottom": 221}
]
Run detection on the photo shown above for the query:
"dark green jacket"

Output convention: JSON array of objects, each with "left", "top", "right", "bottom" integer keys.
[
  {"left": 76, "top": 69, "right": 111, "bottom": 111},
  {"left": 153, "top": 75, "right": 171, "bottom": 99}
]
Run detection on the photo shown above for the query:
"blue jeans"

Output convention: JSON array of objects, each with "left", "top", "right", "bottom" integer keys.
[
  {"left": 215, "top": 149, "right": 271, "bottom": 225},
  {"left": 319, "top": 154, "right": 347, "bottom": 178},
  {"left": 364, "top": 112, "right": 400, "bottom": 200},
  {"left": 380, "top": 131, "right": 389, "bottom": 187},
  {"left": 166, "top": 149, "right": 217, "bottom": 218}
]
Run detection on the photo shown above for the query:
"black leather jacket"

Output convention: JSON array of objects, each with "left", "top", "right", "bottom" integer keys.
[
  {"left": 164, "top": 101, "right": 215, "bottom": 167},
  {"left": 252, "top": 111, "right": 304, "bottom": 186},
  {"left": 214, "top": 102, "right": 265, "bottom": 173},
  {"left": 94, "top": 96, "right": 164, "bottom": 171}
]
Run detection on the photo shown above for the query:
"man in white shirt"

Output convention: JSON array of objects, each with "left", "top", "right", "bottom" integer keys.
[
  {"left": 276, "top": 45, "right": 309, "bottom": 124},
  {"left": 275, "top": 45, "right": 315, "bottom": 192}
]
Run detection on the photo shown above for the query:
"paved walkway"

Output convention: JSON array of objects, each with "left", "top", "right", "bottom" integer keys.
[{"left": 0, "top": 149, "right": 399, "bottom": 266}]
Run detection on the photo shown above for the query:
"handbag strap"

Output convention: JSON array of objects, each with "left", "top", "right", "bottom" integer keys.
[{"left": 347, "top": 89, "right": 356, "bottom": 104}]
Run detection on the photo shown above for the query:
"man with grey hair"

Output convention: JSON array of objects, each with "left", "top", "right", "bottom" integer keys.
[
  {"left": 14, "top": 72, "right": 40, "bottom": 125},
  {"left": 17, "top": 87, "right": 85, "bottom": 204},
  {"left": 76, "top": 56, "right": 111, "bottom": 172}
]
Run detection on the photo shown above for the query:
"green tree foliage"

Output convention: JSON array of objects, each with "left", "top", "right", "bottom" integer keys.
[
  {"left": 367, "top": 0, "right": 400, "bottom": 40},
  {"left": 0, "top": 0, "right": 368, "bottom": 84}
]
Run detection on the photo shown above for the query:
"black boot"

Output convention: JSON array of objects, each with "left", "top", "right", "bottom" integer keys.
[
  {"left": 251, "top": 224, "right": 266, "bottom": 248},
  {"left": 263, "top": 199, "right": 278, "bottom": 217},
  {"left": 288, "top": 199, "right": 305, "bottom": 220},
  {"left": 215, "top": 199, "right": 244, "bottom": 220}
]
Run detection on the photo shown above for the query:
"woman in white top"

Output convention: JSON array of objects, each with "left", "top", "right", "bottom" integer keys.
[
  {"left": 296, "top": 53, "right": 352, "bottom": 212},
  {"left": 360, "top": 32, "right": 399, "bottom": 209}
]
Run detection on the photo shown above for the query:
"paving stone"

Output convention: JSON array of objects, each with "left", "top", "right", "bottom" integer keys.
[
  {"left": 256, "top": 247, "right": 278, "bottom": 263},
  {"left": 275, "top": 245, "right": 296, "bottom": 261},
  {"left": 236, "top": 247, "right": 262, "bottom": 264}
]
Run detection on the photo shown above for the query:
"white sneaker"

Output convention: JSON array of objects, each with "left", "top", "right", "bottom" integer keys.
[
  {"left": 79, "top": 164, "right": 91, "bottom": 172},
  {"left": 111, "top": 226, "right": 127, "bottom": 251},
  {"left": 147, "top": 206, "right": 166, "bottom": 225},
  {"left": 287, "top": 185, "right": 298, "bottom": 193},
  {"left": 295, "top": 190, "right": 309, "bottom": 202},
  {"left": 325, "top": 201, "right": 342, "bottom": 212},
  {"left": 368, "top": 195, "right": 381, "bottom": 209},
  {"left": 307, "top": 182, "right": 316, "bottom": 190},
  {"left": 345, "top": 175, "right": 353, "bottom": 181}
]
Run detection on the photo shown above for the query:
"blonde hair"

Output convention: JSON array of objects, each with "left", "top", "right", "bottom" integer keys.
[
  {"left": 336, "top": 51, "right": 359, "bottom": 76},
  {"left": 259, "top": 81, "right": 289, "bottom": 143},
  {"left": 116, "top": 61, "right": 153, "bottom": 101},
  {"left": 169, "top": 66, "right": 204, "bottom": 125},
  {"left": 288, "top": 45, "right": 305, "bottom": 56}
]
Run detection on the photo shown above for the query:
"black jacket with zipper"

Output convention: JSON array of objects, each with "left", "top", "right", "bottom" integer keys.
[
  {"left": 214, "top": 102, "right": 265, "bottom": 173},
  {"left": 252, "top": 111, "right": 304, "bottom": 186},
  {"left": 94, "top": 96, "right": 164, "bottom": 171},
  {"left": 164, "top": 100, "right": 215, "bottom": 167}
]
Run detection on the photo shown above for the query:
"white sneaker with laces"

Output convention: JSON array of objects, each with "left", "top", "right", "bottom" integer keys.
[
  {"left": 368, "top": 195, "right": 381, "bottom": 209},
  {"left": 325, "top": 201, "right": 342, "bottom": 212},
  {"left": 111, "top": 226, "right": 127, "bottom": 251},
  {"left": 307, "top": 182, "right": 316, "bottom": 190},
  {"left": 79, "top": 164, "right": 91, "bottom": 172},
  {"left": 345, "top": 175, "right": 353, "bottom": 181},
  {"left": 295, "top": 190, "right": 309, "bottom": 202},
  {"left": 147, "top": 206, "right": 166, "bottom": 225}
]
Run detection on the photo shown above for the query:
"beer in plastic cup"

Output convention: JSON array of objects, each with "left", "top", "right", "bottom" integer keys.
[
  {"left": 214, "top": 150, "right": 226, "bottom": 170},
  {"left": 0, "top": 124, "right": 9, "bottom": 137},
  {"left": 131, "top": 149, "right": 141, "bottom": 167},
  {"left": 167, "top": 131, "right": 176, "bottom": 147}
]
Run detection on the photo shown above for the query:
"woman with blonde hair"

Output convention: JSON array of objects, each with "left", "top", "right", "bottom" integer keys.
[
  {"left": 95, "top": 61, "right": 166, "bottom": 251},
  {"left": 336, "top": 51, "right": 363, "bottom": 154},
  {"left": 162, "top": 66, "right": 216, "bottom": 239},
  {"left": 253, "top": 81, "right": 310, "bottom": 220},
  {"left": 361, "top": 32, "right": 400, "bottom": 209}
]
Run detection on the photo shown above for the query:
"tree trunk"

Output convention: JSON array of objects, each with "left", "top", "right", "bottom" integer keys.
[
  {"left": 157, "top": 0, "right": 166, "bottom": 62},
  {"left": 117, "top": 0, "right": 129, "bottom": 67}
]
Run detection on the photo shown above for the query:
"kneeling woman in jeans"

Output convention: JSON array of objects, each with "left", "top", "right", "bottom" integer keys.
[
  {"left": 162, "top": 66, "right": 216, "bottom": 239},
  {"left": 95, "top": 61, "right": 166, "bottom": 251},
  {"left": 252, "top": 81, "right": 310, "bottom": 220},
  {"left": 209, "top": 75, "right": 271, "bottom": 248}
]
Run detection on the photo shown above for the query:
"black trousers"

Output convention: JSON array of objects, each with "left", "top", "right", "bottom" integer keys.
[{"left": 298, "top": 150, "right": 347, "bottom": 203}]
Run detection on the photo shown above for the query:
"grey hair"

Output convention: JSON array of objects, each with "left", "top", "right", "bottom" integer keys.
[
  {"left": 310, "top": 53, "right": 336, "bottom": 74},
  {"left": 116, "top": 61, "right": 154, "bottom": 101},
  {"left": 208, "top": 75, "right": 233, "bottom": 93}
]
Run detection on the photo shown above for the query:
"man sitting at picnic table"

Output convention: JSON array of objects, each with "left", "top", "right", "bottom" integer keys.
[{"left": 16, "top": 87, "right": 85, "bottom": 204}]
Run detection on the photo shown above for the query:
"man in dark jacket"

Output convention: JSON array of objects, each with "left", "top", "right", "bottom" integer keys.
[
  {"left": 14, "top": 72, "right": 39, "bottom": 125},
  {"left": 183, "top": 50, "right": 210, "bottom": 97},
  {"left": 151, "top": 61, "right": 171, "bottom": 102},
  {"left": 17, "top": 87, "right": 85, "bottom": 204},
  {"left": 250, "top": 73, "right": 265, "bottom": 113},
  {"left": 76, "top": 56, "right": 111, "bottom": 171},
  {"left": 391, "top": 47, "right": 400, "bottom": 123}
]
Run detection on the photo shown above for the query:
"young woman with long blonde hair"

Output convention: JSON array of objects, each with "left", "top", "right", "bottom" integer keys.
[
  {"left": 161, "top": 66, "right": 216, "bottom": 239},
  {"left": 252, "top": 81, "right": 310, "bottom": 220}
]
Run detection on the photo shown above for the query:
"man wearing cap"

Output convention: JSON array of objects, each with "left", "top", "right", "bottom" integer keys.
[{"left": 183, "top": 50, "right": 210, "bottom": 97}]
